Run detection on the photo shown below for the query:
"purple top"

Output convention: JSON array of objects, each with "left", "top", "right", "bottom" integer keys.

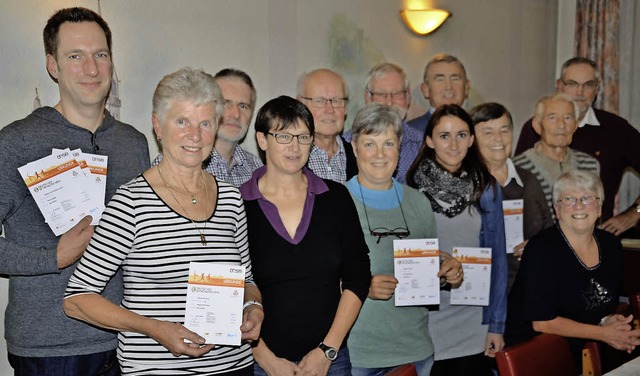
[{"left": 240, "top": 166, "right": 328, "bottom": 244}]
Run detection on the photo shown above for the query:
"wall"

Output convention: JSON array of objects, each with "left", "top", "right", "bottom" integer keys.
[{"left": 0, "top": 0, "right": 559, "bottom": 373}]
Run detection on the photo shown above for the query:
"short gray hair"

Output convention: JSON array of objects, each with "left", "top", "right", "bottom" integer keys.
[
  {"left": 553, "top": 170, "right": 604, "bottom": 203},
  {"left": 152, "top": 67, "right": 223, "bottom": 122},
  {"left": 365, "top": 63, "right": 410, "bottom": 93},
  {"left": 559, "top": 57, "right": 600, "bottom": 82},
  {"left": 350, "top": 103, "right": 403, "bottom": 143},
  {"left": 533, "top": 93, "right": 579, "bottom": 123},
  {"left": 423, "top": 53, "right": 467, "bottom": 83}
]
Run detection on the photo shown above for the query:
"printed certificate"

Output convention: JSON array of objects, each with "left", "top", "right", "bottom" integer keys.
[
  {"left": 503, "top": 199, "right": 524, "bottom": 254},
  {"left": 393, "top": 238, "right": 440, "bottom": 306},
  {"left": 18, "top": 149, "right": 101, "bottom": 235},
  {"left": 184, "top": 262, "right": 245, "bottom": 346},
  {"left": 84, "top": 153, "right": 108, "bottom": 209},
  {"left": 450, "top": 247, "right": 491, "bottom": 306}
]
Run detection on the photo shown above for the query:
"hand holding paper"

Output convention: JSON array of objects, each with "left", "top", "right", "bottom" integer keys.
[
  {"left": 438, "top": 257, "right": 463, "bottom": 287},
  {"left": 368, "top": 274, "right": 399, "bottom": 300},
  {"left": 56, "top": 215, "right": 94, "bottom": 269},
  {"left": 148, "top": 321, "right": 214, "bottom": 358}
]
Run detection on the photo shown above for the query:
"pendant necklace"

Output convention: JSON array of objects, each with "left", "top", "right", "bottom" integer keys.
[
  {"left": 158, "top": 164, "right": 208, "bottom": 245},
  {"left": 157, "top": 165, "right": 205, "bottom": 204}
]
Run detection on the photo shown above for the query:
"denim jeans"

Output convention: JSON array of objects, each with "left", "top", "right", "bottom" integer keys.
[
  {"left": 254, "top": 347, "right": 351, "bottom": 376},
  {"left": 8, "top": 349, "right": 119, "bottom": 376},
  {"left": 350, "top": 355, "right": 434, "bottom": 376}
]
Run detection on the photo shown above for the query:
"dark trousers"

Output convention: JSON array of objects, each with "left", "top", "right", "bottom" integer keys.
[
  {"left": 8, "top": 349, "right": 119, "bottom": 376},
  {"left": 430, "top": 353, "right": 494, "bottom": 376}
]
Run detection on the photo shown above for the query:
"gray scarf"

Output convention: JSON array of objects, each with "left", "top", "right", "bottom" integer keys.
[{"left": 414, "top": 158, "right": 473, "bottom": 218}]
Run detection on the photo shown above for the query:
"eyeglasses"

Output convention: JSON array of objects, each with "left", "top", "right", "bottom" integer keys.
[
  {"left": 556, "top": 195, "right": 600, "bottom": 208},
  {"left": 561, "top": 79, "right": 598, "bottom": 90},
  {"left": 267, "top": 132, "right": 314, "bottom": 145},
  {"left": 359, "top": 184, "right": 410, "bottom": 244},
  {"left": 299, "top": 96, "right": 348, "bottom": 108},
  {"left": 367, "top": 89, "right": 407, "bottom": 102}
]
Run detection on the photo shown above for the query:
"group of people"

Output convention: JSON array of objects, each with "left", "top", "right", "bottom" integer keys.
[{"left": 1, "top": 6, "right": 640, "bottom": 376}]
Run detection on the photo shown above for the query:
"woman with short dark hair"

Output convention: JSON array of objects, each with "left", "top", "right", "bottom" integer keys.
[
  {"left": 470, "top": 102, "right": 552, "bottom": 292},
  {"left": 240, "top": 96, "right": 371, "bottom": 376}
]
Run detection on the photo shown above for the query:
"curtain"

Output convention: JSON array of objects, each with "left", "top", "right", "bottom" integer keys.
[
  {"left": 617, "top": 1, "right": 640, "bottom": 214},
  {"left": 574, "top": 0, "right": 620, "bottom": 114}
]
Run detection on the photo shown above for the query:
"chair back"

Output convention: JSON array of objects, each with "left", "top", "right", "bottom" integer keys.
[
  {"left": 629, "top": 292, "right": 640, "bottom": 327},
  {"left": 384, "top": 363, "right": 418, "bottom": 376},
  {"left": 583, "top": 341, "right": 602, "bottom": 376},
  {"left": 496, "top": 334, "right": 577, "bottom": 376}
]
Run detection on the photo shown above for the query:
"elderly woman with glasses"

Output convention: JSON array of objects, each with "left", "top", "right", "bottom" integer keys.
[
  {"left": 345, "top": 103, "right": 463, "bottom": 376},
  {"left": 506, "top": 170, "right": 640, "bottom": 372},
  {"left": 240, "top": 96, "right": 371, "bottom": 376}
]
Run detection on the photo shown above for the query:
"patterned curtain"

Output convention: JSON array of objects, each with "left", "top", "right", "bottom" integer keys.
[{"left": 574, "top": 0, "right": 620, "bottom": 113}]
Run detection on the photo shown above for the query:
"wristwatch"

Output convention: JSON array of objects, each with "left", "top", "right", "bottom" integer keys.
[
  {"left": 318, "top": 342, "right": 338, "bottom": 361},
  {"left": 634, "top": 203, "right": 640, "bottom": 214}
]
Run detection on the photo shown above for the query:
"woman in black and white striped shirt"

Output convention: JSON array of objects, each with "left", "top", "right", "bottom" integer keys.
[{"left": 64, "top": 67, "right": 262, "bottom": 376}]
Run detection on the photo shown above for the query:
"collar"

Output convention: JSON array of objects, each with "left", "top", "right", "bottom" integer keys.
[
  {"left": 210, "top": 144, "right": 248, "bottom": 166},
  {"left": 37, "top": 106, "right": 113, "bottom": 133},
  {"left": 428, "top": 106, "right": 436, "bottom": 115},
  {"left": 504, "top": 158, "right": 523, "bottom": 187},
  {"left": 240, "top": 165, "right": 328, "bottom": 200},
  {"left": 346, "top": 177, "right": 404, "bottom": 210},
  {"left": 578, "top": 106, "right": 600, "bottom": 128},
  {"left": 402, "top": 121, "right": 423, "bottom": 143},
  {"left": 311, "top": 135, "right": 346, "bottom": 157}
]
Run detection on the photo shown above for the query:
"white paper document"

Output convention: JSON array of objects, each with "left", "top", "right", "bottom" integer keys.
[
  {"left": 503, "top": 199, "right": 524, "bottom": 254},
  {"left": 184, "top": 262, "right": 245, "bottom": 346},
  {"left": 450, "top": 247, "right": 491, "bottom": 306},
  {"left": 18, "top": 149, "right": 103, "bottom": 235},
  {"left": 393, "top": 238, "right": 440, "bottom": 306}
]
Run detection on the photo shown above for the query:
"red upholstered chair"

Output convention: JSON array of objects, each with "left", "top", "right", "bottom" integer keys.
[
  {"left": 629, "top": 292, "right": 640, "bottom": 326},
  {"left": 496, "top": 334, "right": 576, "bottom": 376},
  {"left": 384, "top": 363, "right": 417, "bottom": 376}
]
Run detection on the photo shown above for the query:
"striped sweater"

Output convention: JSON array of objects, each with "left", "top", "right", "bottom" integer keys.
[
  {"left": 512, "top": 145, "right": 600, "bottom": 221},
  {"left": 66, "top": 175, "right": 253, "bottom": 375}
]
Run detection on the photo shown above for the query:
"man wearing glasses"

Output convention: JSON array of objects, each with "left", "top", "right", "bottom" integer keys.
[
  {"left": 513, "top": 93, "right": 600, "bottom": 221},
  {"left": 408, "top": 54, "right": 471, "bottom": 137},
  {"left": 515, "top": 57, "right": 640, "bottom": 234},
  {"left": 296, "top": 69, "right": 357, "bottom": 183},
  {"left": 356, "top": 62, "right": 423, "bottom": 184}
]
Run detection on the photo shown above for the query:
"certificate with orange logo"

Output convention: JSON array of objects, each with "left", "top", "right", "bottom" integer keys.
[
  {"left": 393, "top": 238, "right": 440, "bottom": 306},
  {"left": 503, "top": 199, "right": 524, "bottom": 254},
  {"left": 450, "top": 247, "right": 491, "bottom": 306},
  {"left": 184, "top": 262, "right": 245, "bottom": 346},
  {"left": 18, "top": 148, "right": 103, "bottom": 235}
]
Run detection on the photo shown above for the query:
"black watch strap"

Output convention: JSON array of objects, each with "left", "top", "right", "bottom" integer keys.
[{"left": 318, "top": 342, "right": 338, "bottom": 361}]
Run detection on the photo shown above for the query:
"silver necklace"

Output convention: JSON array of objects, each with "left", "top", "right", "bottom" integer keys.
[{"left": 158, "top": 164, "right": 208, "bottom": 245}]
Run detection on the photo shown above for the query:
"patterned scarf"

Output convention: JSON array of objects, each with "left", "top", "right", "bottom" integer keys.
[{"left": 414, "top": 158, "right": 473, "bottom": 218}]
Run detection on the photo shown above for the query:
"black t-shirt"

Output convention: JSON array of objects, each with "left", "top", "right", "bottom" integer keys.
[{"left": 506, "top": 225, "right": 622, "bottom": 364}]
